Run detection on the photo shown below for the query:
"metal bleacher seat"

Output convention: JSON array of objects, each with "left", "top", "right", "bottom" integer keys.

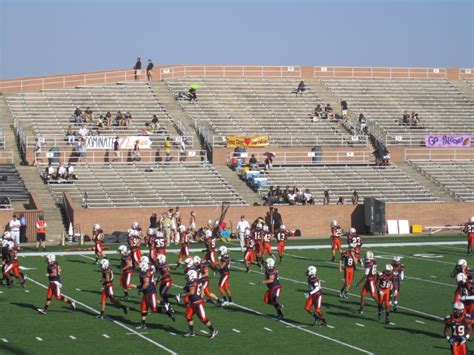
[{"left": 0, "top": 164, "right": 30, "bottom": 204}]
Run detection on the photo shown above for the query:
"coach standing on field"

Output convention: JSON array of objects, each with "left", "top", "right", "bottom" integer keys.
[
  {"left": 9, "top": 214, "right": 21, "bottom": 245},
  {"left": 237, "top": 215, "right": 250, "bottom": 251}
]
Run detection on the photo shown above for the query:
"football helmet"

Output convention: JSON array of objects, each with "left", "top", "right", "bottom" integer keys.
[
  {"left": 132, "top": 222, "right": 139, "bottom": 229},
  {"left": 457, "top": 259, "right": 468, "bottom": 268},
  {"left": 184, "top": 258, "right": 194, "bottom": 268},
  {"left": 470, "top": 216, "right": 474, "bottom": 223},
  {"left": 392, "top": 256, "right": 401, "bottom": 265},
  {"left": 330, "top": 220, "right": 338, "bottom": 227},
  {"left": 384, "top": 264, "right": 393, "bottom": 274},
  {"left": 193, "top": 256, "right": 201, "bottom": 265},
  {"left": 140, "top": 256, "right": 149, "bottom": 264},
  {"left": 186, "top": 269, "right": 198, "bottom": 281},
  {"left": 3, "top": 231, "right": 10, "bottom": 239},
  {"left": 147, "top": 228, "right": 156, "bottom": 236},
  {"left": 306, "top": 265, "right": 317, "bottom": 276},
  {"left": 205, "top": 230, "right": 212, "bottom": 238},
  {"left": 47, "top": 254, "right": 56, "bottom": 264},
  {"left": 157, "top": 254, "right": 166, "bottom": 265},
  {"left": 365, "top": 251, "right": 374, "bottom": 261},
  {"left": 219, "top": 246, "right": 228, "bottom": 255},
  {"left": 350, "top": 227, "right": 356, "bottom": 234},
  {"left": 100, "top": 259, "right": 109, "bottom": 270},
  {"left": 139, "top": 261, "right": 149, "bottom": 272},
  {"left": 93, "top": 224, "right": 101, "bottom": 230},
  {"left": 118, "top": 245, "right": 128, "bottom": 255},
  {"left": 266, "top": 258, "right": 275, "bottom": 269},
  {"left": 244, "top": 228, "right": 251, "bottom": 237},
  {"left": 7, "top": 241, "right": 14, "bottom": 250},
  {"left": 1, "top": 239, "right": 8, "bottom": 248},
  {"left": 454, "top": 302, "right": 465, "bottom": 317},
  {"left": 263, "top": 225, "right": 269, "bottom": 232},
  {"left": 179, "top": 224, "right": 186, "bottom": 233},
  {"left": 256, "top": 223, "right": 262, "bottom": 229},
  {"left": 280, "top": 225, "right": 286, "bottom": 230}
]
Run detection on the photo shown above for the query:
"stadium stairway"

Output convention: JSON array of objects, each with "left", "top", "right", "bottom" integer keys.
[
  {"left": 150, "top": 81, "right": 202, "bottom": 150},
  {"left": 213, "top": 165, "right": 261, "bottom": 205},
  {"left": 0, "top": 95, "right": 21, "bottom": 164},
  {"left": 395, "top": 162, "right": 456, "bottom": 202},
  {"left": 450, "top": 80, "right": 474, "bottom": 101}
]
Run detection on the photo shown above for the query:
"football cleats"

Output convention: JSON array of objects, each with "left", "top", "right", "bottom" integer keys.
[
  {"left": 457, "top": 259, "right": 468, "bottom": 268},
  {"left": 47, "top": 254, "right": 56, "bottom": 264},
  {"left": 266, "top": 258, "right": 275, "bottom": 269},
  {"left": 306, "top": 265, "right": 317, "bottom": 276},
  {"left": 186, "top": 269, "right": 198, "bottom": 281},
  {"left": 365, "top": 251, "right": 374, "bottom": 261},
  {"left": 384, "top": 264, "right": 393, "bottom": 274},
  {"left": 219, "top": 246, "right": 228, "bottom": 255},
  {"left": 454, "top": 302, "right": 465, "bottom": 317},
  {"left": 157, "top": 254, "right": 166, "bottom": 265},
  {"left": 193, "top": 256, "right": 201, "bottom": 265},
  {"left": 184, "top": 258, "right": 194, "bottom": 268},
  {"left": 139, "top": 261, "right": 149, "bottom": 272},
  {"left": 350, "top": 227, "right": 356, "bottom": 234},
  {"left": 457, "top": 273, "right": 467, "bottom": 284},
  {"left": 118, "top": 245, "right": 128, "bottom": 255},
  {"left": 330, "top": 220, "right": 338, "bottom": 227},
  {"left": 100, "top": 259, "right": 109, "bottom": 270}
]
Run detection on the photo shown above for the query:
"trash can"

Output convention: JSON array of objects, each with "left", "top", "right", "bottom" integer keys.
[
  {"left": 311, "top": 145, "right": 322, "bottom": 163},
  {"left": 48, "top": 147, "right": 60, "bottom": 164}
]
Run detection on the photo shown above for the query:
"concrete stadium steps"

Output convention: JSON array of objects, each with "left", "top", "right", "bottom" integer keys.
[
  {"left": 213, "top": 165, "right": 262, "bottom": 205},
  {"left": 451, "top": 80, "right": 474, "bottom": 101},
  {"left": 0, "top": 95, "right": 22, "bottom": 163}
]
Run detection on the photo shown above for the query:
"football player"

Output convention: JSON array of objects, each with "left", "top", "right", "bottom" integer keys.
[
  {"left": 118, "top": 245, "right": 135, "bottom": 300},
  {"left": 464, "top": 217, "right": 474, "bottom": 257},
  {"left": 377, "top": 264, "right": 394, "bottom": 324},
  {"left": 253, "top": 223, "right": 264, "bottom": 266},
  {"left": 37, "top": 254, "right": 76, "bottom": 314},
  {"left": 339, "top": 248, "right": 356, "bottom": 298},
  {"left": 330, "top": 220, "right": 343, "bottom": 262},
  {"left": 356, "top": 251, "right": 378, "bottom": 314},
  {"left": 261, "top": 225, "right": 274, "bottom": 260},
  {"left": 304, "top": 265, "right": 327, "bottom": 326},
  {"left": 275, "top": 225, "right": 288, "bottom": 263},
  {"left": 391, "top": 256, "right": 405, "bottom": 311},
  {"left": 177, "top": 225, "right": 191, "bottom": 268},
  {"left": 1, "top": 239, "right": 9, "bottom": 286},
  {"left": 183, "top": 257, "right": 195, "bottom": 275},
  {"left": 218, "top": 246, "right": 233, "bottom": 305},
  {"left": 129, "top": 230, "right": 142, "bottom": 269},
  {"left": 451, "top": 259, "right": 470, "bottom": 279},
  {"left": 244, "top": 229, "right": 257, "bottom": 272},
  {"left": 97, "top": 259, "right": 129, "bottom": 318},
  {"left": 204, "top": 230, "right": 217, "bottom": 271},
  {"left": 194, "top": 255, "right": 219, "bottom": 304},
  {"left": 457, "top": 273, "right": 474, "bottom": 317},
  {"left": 183, "top": 269, "right": 219, "bottom": 339},
  {"left": 92, "top": 224, "right": 106, "bottom": 265},
  {"left": 136, "top": 260, "right": 175, "bottom": 330},
  {"left": 2, "top": 240, "right": 25, "bottom": 288},
  {"left": 146, "top": 228, "right": 158, "bottom": 264},
  {"left": 347, "top": 228, "right": 363, "bottom": 265},
  {"left": 261, "top": 258, "right": 284, "bottom": 320},
  {"left": 156, "top": 254, "right": 180, "bottom": 304},
  {"left": 444, "top": 302, "right": 472, "bottom": 355}
]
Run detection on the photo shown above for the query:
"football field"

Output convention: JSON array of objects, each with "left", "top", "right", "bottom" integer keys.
[{"left": 0, "top": 235, "right": 468, "bottom": 355}]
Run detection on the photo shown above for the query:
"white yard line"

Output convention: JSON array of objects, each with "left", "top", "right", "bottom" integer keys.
[
  {"left": 36, "top": 337, "right": 43, "bottom": 341},
  {"left": 69, "top": 335, "right": 77, "bottom": 340},
  {"left": 232, "top": 328, "right": 241, "bottom": 333},
  {"left": 404, "top": 276, "right": 455, "bottom": 288},
  {"left": 26, "top": 276, "right": 177, "bottom": 355},
  {"left": 355, "top": 323, "right": 365, "bottom": 327},
  {"left": 263, "top": 327, "right": 273, "bottom": 332},
  {"left": 371, "top": 249, "right": 453, "bottom": 266},
  {"left": 102, "top": 334, "right": 110, "bottom": 339},
  {"left": 415, "top": 320, "right": 426, "bottom": 324},
  {"left": 1, "top": 338, "right": 8, "bottom": 343}
]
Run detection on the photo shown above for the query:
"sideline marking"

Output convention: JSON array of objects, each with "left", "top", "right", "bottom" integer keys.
[
  {"left": 232, "top": 329, "right": 241, "bottom": 333},
  {"left": 264, "top": 327, "right": 273, "bottom": 332},
  {"left": 371, "top": 249, "right": 453, "bottom": 266},
  {"left": 76, "top": 288, "right": 82, "bottom": 291},
  {"left": 355, "top": 323, "right": 365, "bottom": 328},
  {"left": 36, "top": 337, "right": 43, "bottom": 341},
  {"left": 2, "top": 338, "right": 8, "bottom": 343},
  {"left": 327, "top": 324, "right": 335, "bottom": 329},
  {"left": 26, "top": 276, "right": 177, "bottom": 355},
  {"left": 25, "top": 290, "right": 30, "bottom": 293},
  {"left": 429, "top": 276, "right": 437, "bottom": 279},
  {"left": 69, "top": 335, "right": 76, "bottom": 340},
  {"left": 248, "top": 282, "right": 256, "bottom": 286},
  {"left": 415, "top": 320, "right": 426, "bottom": 324},
  {"left": 405, "top": 276, "right": 455, "bottom": 288},
  {"left": 127, "top": 332, "right": 149, "bottom": 335},
  {"left": 102, "top": 334, "right": 110, "bottom": 339},
  {"left": 169, "top": 332, "right": 176, "bottom": 336}
]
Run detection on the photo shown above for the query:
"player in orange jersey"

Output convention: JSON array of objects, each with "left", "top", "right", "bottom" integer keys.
[
  {"left": 330, "top": 220, "right": 343, "bottom": 262},
  {"left": 444, "top": 302, "right": 472, "bottom": 355}
]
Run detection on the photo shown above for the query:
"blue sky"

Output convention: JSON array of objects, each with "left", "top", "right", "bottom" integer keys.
[{"left": 0, "top": 0, "right": 472, "bottom": 79}]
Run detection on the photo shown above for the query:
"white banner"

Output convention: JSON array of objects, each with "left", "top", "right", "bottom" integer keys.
[{"left": 85, "top": 136, "right": 152, "bottom": 150}]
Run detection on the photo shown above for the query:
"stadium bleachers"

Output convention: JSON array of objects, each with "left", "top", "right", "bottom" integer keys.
[
  {"left": 165, "top": 77, "right": 368, "bottom": 147},
  {"left": 408, "top": 160, "right": 474, "bottom": 202},
  {"left": 5, "top": 82, "right": 184, "bottom": 151},
  {"left": 41, "top": 162, "right": 247, "bottom": 207},
  {"left": 0, "top": 164, "right": 29, "bottom": 204},
  {"left": 259, "top": 164, "right": 439, "bottom": 204},
  {"left": 319, "top": 79, "right": 474, "bottom": 146}
]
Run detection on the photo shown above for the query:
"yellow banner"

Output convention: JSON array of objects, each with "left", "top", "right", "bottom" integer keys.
[{"left": 226, "top": 135, "right": 270, "bottom": 148}]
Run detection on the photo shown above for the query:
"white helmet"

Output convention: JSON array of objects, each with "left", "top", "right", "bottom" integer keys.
[
  {"left": 307, "top": 265, "right": 317, "bottom": 276},
  {"left": 457, "top": 273, "right": 467, "bottom": 284},
  {"left": 157, "top": 254, "right": 166, "bottom": 265},
  {"left": 350, "top": 227, "right": 356, "bottom": 234},
  {"left": 266, "top": 258, "right": 275, "bottom": 269},
  {"left": 94, "top": 224, "right": 101, "bottom": 230},
  {"left": 330, "top": 220, "right": 338, "bottom": 227},
  {"left": 184, "top": 258, "right": 194, "bottom": 268},
  {"left": 207, "top": 219, "right": 213, "bottom": 225},
  {"left": 179, "top": 224, "right": 186, "bottom": 233},
  {"left": 140, "top": 256, "right": 150, "bottom": 264},
  {"left": 186, "top": 269, "right": 198, "bottom": 281},
  {"left": 454, "top": 301, "right": 465, "bottom": 316},
  {"left": 365, "top": 251, "right": 374, "bottom": 261},
  {"left": 384, "top": 264, "right": 393, "bottom": 273},
  {"left": 127, "top": 228, "right": 135, "bottom": 236},
  {"left": 256, "top": 223, "right": 262, "bottom": 229},
  {"left": 193, "top": 256, "right": 201, "bottom": 265},
  {"left": 139, "top": 261, "right": 149, "bottom": 272},
  {"left": 47, "top": 254, "right": 56, "bottom": 263},
  {"left": 100, "top": 259, "right": 109, "bottom": 270},
  {"left": 148, "top": 228, "right": 156, "bottom": 236},
  {"left": 219, "top": 246, "right": 228, "bottom": 255},
  {"left": 244, "top": 228, "right": 251, "bottom": 237},
  {"left": 205, "top": 230, "right": 212, "bottom": 238},
  {"left": 118, "top": 245, "right": 128, "bottom": 255},
  {"left": 263, "top": 225, "right": 269, "bottom": 232},
  {"left": 7, "top": 241, "right": 14, "bottom": 250},
  {"left": 132, "top": 222, "right": 139, "bottom": 229},
  {"left": 280, "top": 225, "right": 286, "bottom": 230},
  {"left": 3, "top": 231, "right": 10, "bottom": 239},
  {"left": 392, "top": 256, "right": 401, "bottom": 264},
  {"left": 470, "top": 216, "right": 474, "bottom": 223},
  {"left": 457, "top": 259, "right": 468, "bottom": 268}
]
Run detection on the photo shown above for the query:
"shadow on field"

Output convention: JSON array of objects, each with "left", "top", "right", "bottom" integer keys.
[
  {"left": 119, "top": 317, "right": 183, "bottom": 334},
  {"left": 11, "top": 302, "right": 40, "bottom": 311},
  {"left": 81, "top": 289, "right": 102, "bottom": 295},
  {"left": 389, "top": 326, "right": 440, "bottom": 338},
  {"left": 0, "top": 343, "right": 29, "bottom": 355},
  {"left": 66, "top": 259, "right": 92, "bottom": 265},
  {"left": 393, "top": 309, "right": 442, "bottom": 323}
]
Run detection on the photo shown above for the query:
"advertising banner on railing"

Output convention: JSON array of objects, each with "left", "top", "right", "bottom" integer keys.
[
  {"left": 424, "top": 135, "right": 471, "bottom": 148},
  {"left": 86, "top": 136, "right": 152, "bottom": 150},
  {"left": 226, "top": 135, "right": 270, "bottom": 148}
]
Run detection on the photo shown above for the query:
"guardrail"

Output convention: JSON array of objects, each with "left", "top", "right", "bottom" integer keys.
[
  {"left": 160, "top": 65, "right": 302, "bottom": 79},
  {"left": 405, "top": 148, "right": 474, "bottom": 161},
  {"left": 212, "top": 134, "right": 369, "bottom": 147},
  {"left": 313, "top": 66, "right": 448, "bottom": 79}
]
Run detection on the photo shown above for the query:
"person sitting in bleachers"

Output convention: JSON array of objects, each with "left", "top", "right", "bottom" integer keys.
[
  {"left": 116, "top": 111, "right": 125, "bottom": 126},
  {"left": 84, "top": 107, "right": 93, "bottom": 121},
  {"left": 96, "top": 115, "right": 106, "bottom": 130},
  {"left": 313, "top": 104, "right": 323, "bottom": 121},
  {"left": 45, "top": 163, "right": 56, "bottom": 181},
  {"left": 358, "top": 113, "right": 367, "bottom": 133},
  {"left": 341, "top": 100, "right": 349, "bottom": 118},
  {"left": 410, "top": 112, "right": 420, "bottom": 127},
  {"left": 151, "top": 115, "right": 160, "bottom": 132},
  {"left": 67, "top": 163, "right": 77, "bottom": 180},
  {"left": 57, "top": 163, "right": 67, "bottom": 180},
  {"left": 287, "top": 190, "right": 296, "bottom": 205},
  {"left": 124, "top": 112, "right": 132, "bottom": 126},
  {"left": 78, "top": 125, "right": 89, "bottom": 140},
  {"left": 401, "top": 111, "right": 410, "bottom": 125},
  {"left": 189, "top": 87, "right": 197, "bottom": 103},
  {"left": 303, "top": 188, "right": 314, "bottom": 205},
  {"left": 73, "top": 107, "right": 82, "bottom": 124},
  {"left": 295, "top": 81, "right": 306, "bottom": 96},
  {"left": 66, "top": 125, "right": 76, "bottom": 144},
  {"left": 105, "top": 111, "right": 113, "bottom": 127},
  {"left": 325, "top": 104, "right": 335, "bottom": 120},
  {"left": 249, "top": 154, "right": 259, "bottom": 170}
]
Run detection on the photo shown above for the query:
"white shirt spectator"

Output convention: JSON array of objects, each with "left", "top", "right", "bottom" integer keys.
[
  {"left": 78, "top": 126, "right": 89, "bottom": 138},
  {"left": 47, "top": 165, "right": 55, "bottom": 175},
  {"left": 304, "top": 191, "right": 313, "bottom": 202},
  {"left": 9, "top": 217, "right": 21, "bottom": 245},
  {"left": 67, "top": 165, "right": 74, "bottom": 175},
  {"left": 287, "top": 192, "right": 296, "bottom": 203},
  {"left": 58, "top": 165, "right": 67, "bottom": 176},
  {"left": 237, "top": 219, "right": 250, "bottom": 234}
]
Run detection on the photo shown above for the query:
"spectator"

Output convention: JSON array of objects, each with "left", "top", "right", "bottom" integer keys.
[
  {"left": 116, "top": 111, "right": 125, "bottom": 126},
  {"left": 264, "top": 156, "right": 273, "bottom": 171},
  {"left": 249, "top": 154, "right": 258, "bottom": 170},
  {"left": 57, "top": 163, "right": 67, "bottom": 179},
  {"left": 134, "top": 57, "right": 142, "bottom": 80},
  {"left": 67, "top": 163, "right": 77, "bottom": 180},
  {"left": 189, "top": 211, "right": 197, "bottom": 234},
  {"left": 164, "top": 137, "right": 172, "bottom": 162},
  {"left": 19, "top": 213, "right": 27, "bottom": 243},
  {"left": 179, "top": 139, "right": 186, "bottom": 162},
  {"left": 314, "top": 104, "right": 323, "bottom": 120},
  {"left": 84, "top": 107, "right": 93, "bottom": 121},
  {"left": 303, "top": 188, "right": 314, "bottom": 205},
  {"left": 9, "top": 214, "right": 21, "bottom": 245},
  {"left": 146, "top": 59, "right": 154, "bottom": 81},
  {"left": 113, "top": 136, "right": 120, "bottom": 162},
  {"left": 325, "top": 104, "right": 334, "bottom": 119},
  {"left": 35, "top": 215, "right": 47, "bottom": 251},
  {"left": 382, "top": 151, "right": 390, "bottom": 166},
  {"left": 74, "top": 107, "right": 82, "bottom": 120},
  {"left": 410, "top": 112, "right": 420, "bottom": 127},
  {"left": 45, "top": 163, "right": 55, "bottom": 180},
  {"left": 149, "top": 213, "right": 158, "bottom": 234},
  {"left": 295, "top": 81, "right": 306, "bottom": 96},
  {"left": 105, "top": 111, "right": 113, "bottom": 126},
  {"left": 76, "top": 138, "right": 86, "bottom": 162},
  {"left": 96, "top": 115, "right": 106, "bottom": 130},
  {"left": 189, "top": 87, "right": 197, "bottom": 103},
  {"left": 287, "top": 190, "right": 296, "bottom": 205},
  {"left": 124, "top": 112, "right": 132, "bottom": 127},
  {"left": 359, "top": 113, "right": 367, "bottom": 125},
  {"left": 78, "top": 125, "right": 89, "bottom": 139},
  {"left": 401, "top": 111, "right": 410, "bottom": 125},
  {"left": 162, "top": 212, "right": 172, "bottom": 245},
  {"left": 323, "top": 190, "right": 330, "bottom": 205},
  {"left": 35, "top": 136, "right": 44, "bottom": 162},
  {"left": 66, "top": 126, "right": 76, "bottom": 144},
  {"left": 272, "top": 208, "right": 283, "bottom": 231},
  {"left": 337, "top": 196, "right": 344, "bottom": 205},
  {"left": 341, "top": 100, "right": 349, "bottom": 118},
  {"left": 133, "top": 140, "right": 141, "bottom": 161},
  {"left": 82, "top": 191, "right": 88, "bottom": 208},
  {"left": 151, "top": 115, "right": 160, "bottom": 132},
  {"left": 352, "top": 190, "right": 359, "bottom": 205}
]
